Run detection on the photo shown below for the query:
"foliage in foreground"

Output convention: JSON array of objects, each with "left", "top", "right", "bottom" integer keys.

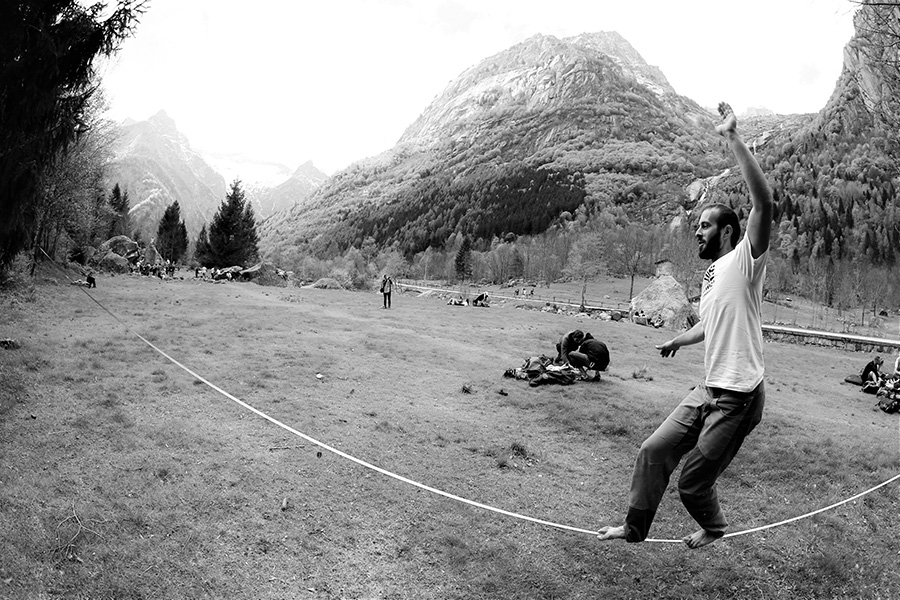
[{"left": 0, "top": 0, "right": 147, "bottom": 270}]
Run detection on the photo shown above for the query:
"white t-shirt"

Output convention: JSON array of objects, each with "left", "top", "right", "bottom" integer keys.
[{"left": 699, "top": 235, "right": 768, "bottom": 392}]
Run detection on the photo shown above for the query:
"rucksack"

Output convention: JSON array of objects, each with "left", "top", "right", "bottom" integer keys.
[{"left": 876, "top": 395, "right": 900, "bottom": 414}]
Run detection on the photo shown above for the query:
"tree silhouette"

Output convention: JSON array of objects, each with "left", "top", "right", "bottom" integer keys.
[
  {"left": 204, "top": 180, "right": 259, "bottom": 267},
  {"left": 108, "top": 183, "right": 131, "bottom": 239},
  {"left": 0, "top": 0, "right": 147, "bottom": 270},
  {"left": 455, "top": 236, "right": 472, "bottom": 281},
  {"left": 194, "top": 224, "right": 212, "bottom": 267},
  {"left": 156, "top": 201, "right": 189, "bottom": 263}
]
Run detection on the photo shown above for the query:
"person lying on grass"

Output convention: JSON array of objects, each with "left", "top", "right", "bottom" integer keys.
[{"left": 598, "top": 102, "right": 774, "bottom": 549}]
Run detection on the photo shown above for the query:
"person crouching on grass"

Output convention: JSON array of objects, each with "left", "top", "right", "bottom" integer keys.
[{"left": 597, "top": 102, "right": 774, "bottom": 549}]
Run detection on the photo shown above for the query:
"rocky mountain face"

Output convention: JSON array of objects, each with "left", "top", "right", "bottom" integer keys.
[
  {"left": 256, "top": 161, "right": 329, "bottom": 218},
  {"left": 260, "top": 31, "right": 727, "bottom": 259},
  {"left": 692, "top": 2, "right": 900, "bottom": 272},
  {"left": 106, "top": 111, "right": 226, "bottom": 241},
  {"left": 398, "top": 31, "right": 704, "bottom": 151},
  {"left": 842, "top": 3, "right": 900, "bottom": 129},
  {"left": 105, "top": 113, "right": 327, "bottom": 243}
]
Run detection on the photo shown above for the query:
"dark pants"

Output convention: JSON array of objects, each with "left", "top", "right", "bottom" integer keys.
[
  {"left": 569, "top": 350, "right": 609, "bottom": 372},
  {"left": 383, "top": 292, "right": 391, "bottom": 308},
  {"left": 624, "top": 381, "right": 765, "bottom": 542}
]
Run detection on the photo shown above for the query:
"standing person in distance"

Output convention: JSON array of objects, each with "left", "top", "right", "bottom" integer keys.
[
  {"left": 380, "top": 274, "right": 393, "bottom": 309},
  {"left": 598, "top": 102, "right": 774, "bottom": 549}
]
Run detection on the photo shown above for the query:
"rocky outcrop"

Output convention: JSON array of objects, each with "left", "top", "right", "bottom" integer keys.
[
  {"left": 98, "top": 252, "right": 130, "bottom": 273},
  {"left": 98, "top": 235, "right": 139, "bottom": 260},
  {"left": 842, "top": 3, "right": 900, "bottom": 119},
  {"left": 399, "top": 32, "right": 703, "bottom": 148},
  {"left": 630, "top": 275, "right": 697, "bottom": 332}
]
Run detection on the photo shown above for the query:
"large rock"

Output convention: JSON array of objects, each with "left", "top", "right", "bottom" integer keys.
[
  {"left": 309, "top": 278, "right": 344, "bottom": 290},
  {"left": 630, "top": 275, "right": 698, "bottom": 331},
  {"left": 98, "top": 235, "right": 139, "bottom": 260},
  {"left": 99, "top": 251, "right": 130, "bottom": 273},
  {"left": 240, "top": 262, "right": 288, "bottom": 286}
]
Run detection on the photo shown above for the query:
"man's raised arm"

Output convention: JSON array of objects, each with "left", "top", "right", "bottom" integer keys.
[{"left": 716, "top": 102, "right": 773, "bottom": 259}]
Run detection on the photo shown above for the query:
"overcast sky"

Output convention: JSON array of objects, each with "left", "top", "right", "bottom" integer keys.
[{"left": 100, "top": 0, "right": 858, "bottom": 175}]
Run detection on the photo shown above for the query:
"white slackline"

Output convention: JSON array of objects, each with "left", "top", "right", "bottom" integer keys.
[{"left": 44, "top": 252, "right": 900, "bottom": 544}]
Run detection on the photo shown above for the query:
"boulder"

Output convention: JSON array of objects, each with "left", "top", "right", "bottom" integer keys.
[
  {"left": 98, "top": 251, "right": 130, "bottom": 273},
  {"left": 240, "top": 262, "right": 288, "bottom": 286},
  {"left": 309, "top": 277, "right": 344, "bottom": 290},
  {"left": 630, "top": 275, "right": 698, "bottom": 331},
  {"left": 99, "top": 236, "right": 139, "bottom": 260}
]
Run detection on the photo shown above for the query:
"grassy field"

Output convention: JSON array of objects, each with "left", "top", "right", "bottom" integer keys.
[{"left": 1, "top": 268, "right": 899, "bottom": 600}]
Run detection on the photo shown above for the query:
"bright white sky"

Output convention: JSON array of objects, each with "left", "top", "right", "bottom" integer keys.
[{"left": 100, "top": 0, "right": 858, "bottom": 175}]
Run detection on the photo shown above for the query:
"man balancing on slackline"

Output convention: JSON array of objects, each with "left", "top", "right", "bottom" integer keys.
[{"left": 598, "top": 102, "right": 773, "bottom": 549}]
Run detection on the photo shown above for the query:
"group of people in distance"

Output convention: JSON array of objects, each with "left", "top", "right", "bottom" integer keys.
[
  {"left": 861, "top": 354, "right": 900, "bottom": 389},
  {"left": 446, "top": 291, "right": 490, "bottom": 307}
]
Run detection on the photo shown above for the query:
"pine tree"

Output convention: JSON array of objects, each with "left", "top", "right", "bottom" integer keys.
[
  {"left": 194, "top": 224, "right": 212, "bottom": 267},
  {"left": 455, "top": 236, "right": 472, "bottom": 281},
  {"left": 108, "top": 183, "right": 130, "bottom": 238},
  {"left": 0, "top": 1, "right": 147, "bottom": 269},
  {"left": 239, "top": 199, "right": 260, "bottom": 265},
  {"left": 205, "top": 179, "right": 259, "bottom": 267},
  {"left": 156, "top": 201, "right": 188, "bottom": 263}
]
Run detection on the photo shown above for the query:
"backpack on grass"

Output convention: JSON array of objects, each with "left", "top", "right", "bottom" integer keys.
[{"left": 876, "top": 395, "right": 900, "bottom": 414}]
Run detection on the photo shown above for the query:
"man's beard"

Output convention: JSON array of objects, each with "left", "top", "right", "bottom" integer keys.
[{"left": 698, "top": 235, "right": 721, "bottom": 260}]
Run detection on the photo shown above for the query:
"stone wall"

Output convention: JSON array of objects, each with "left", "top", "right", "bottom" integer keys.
[{"left": 763, "top": 325, "right": 900, "bottom": 353}]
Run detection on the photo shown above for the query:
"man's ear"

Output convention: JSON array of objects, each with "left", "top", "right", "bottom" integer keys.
[{"left": 721, "top": 224, "right": 732, "bottom": 245}]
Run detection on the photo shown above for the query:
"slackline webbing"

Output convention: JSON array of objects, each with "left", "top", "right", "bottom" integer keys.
[{"left": 38, "top": 250, "right": 900, "bottom": 545}]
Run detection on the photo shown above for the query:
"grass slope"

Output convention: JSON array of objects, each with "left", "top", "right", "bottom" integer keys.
[{"left": 1, "top": 272, "right": 898, "bottom": 600}]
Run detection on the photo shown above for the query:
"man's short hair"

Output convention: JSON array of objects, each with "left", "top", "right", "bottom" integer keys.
[{"left": 707, "top": 203, "right": 741, "bottom": 248}]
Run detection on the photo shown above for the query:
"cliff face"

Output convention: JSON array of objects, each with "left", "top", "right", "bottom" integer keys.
[
  {"left": 256, "top": 161, "right": 329, "bottom": 217},
  {"left": 106, "top": 111, "right": 226, "bottom": 240},
  {"left": 841, "top": 3, "right": 900, "bottom": 124},
  {"left": 399, "top": 32, "right": 699, "bottom": 149}
]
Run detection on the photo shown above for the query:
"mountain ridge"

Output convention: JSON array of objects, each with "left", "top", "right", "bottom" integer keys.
[
  {"left": 259, "top": 30, "right": 727, "bottom": 260},
  {"left": 105, "top": 112, "right": 328, "bottom": 241}
]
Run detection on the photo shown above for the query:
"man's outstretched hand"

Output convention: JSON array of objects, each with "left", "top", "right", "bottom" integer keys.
[
  {"left": 716, "top": 101, "right": 737, "bottom": 136},
  {"left": 656, "top": 339, "right": 679, "bottom": 358}
]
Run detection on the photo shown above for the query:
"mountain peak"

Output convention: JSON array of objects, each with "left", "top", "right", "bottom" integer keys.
[
  {"left": 148, "top": 110, "right": 177, "bottom": 132},
  {"left": 293, "top": 160, "right": 326, "bottom": 178},
  {"left": 566, "top": 31, "right": 675, "bottom": 96},
  {"left": 399, "top": 31, "right": 682, "bottom": 147}
]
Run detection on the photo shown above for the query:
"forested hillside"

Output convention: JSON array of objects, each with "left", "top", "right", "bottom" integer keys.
[
  {"left": 259, "top": 32, "right": 728, "bottom": 259},
  {"left": 260, "top": 9, "right": 900, "bottom": 313},
  {"left": 693, "top": 6, "right": 900, "bottom": 311}
]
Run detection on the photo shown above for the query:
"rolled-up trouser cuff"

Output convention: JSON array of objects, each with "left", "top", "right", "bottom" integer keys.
[{"left": 624, "top": 506, "right": 656, "bottom": 543}]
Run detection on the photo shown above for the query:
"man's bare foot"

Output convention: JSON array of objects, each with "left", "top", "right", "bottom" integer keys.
[
  {"left": 716, "top": 101, "right": 737, "bottom": 136},
  {"left": 597, "top": 525, "right": 626, "bottom": 541},
  {"left": 682, "top": 528, "right": 723, "bottom": 549}
]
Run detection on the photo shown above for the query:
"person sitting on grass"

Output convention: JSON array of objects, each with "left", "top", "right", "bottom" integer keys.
[
  {"left": 598, "top": 102, "right": 773, "bottom": 549},
  {"left": 569, "top": 333, "right": 610, "bottom": 381},
  {"left": 555, "top": 329, "right": 585, "bottom": 369},
  {"left": 861, "top": 356, "right": 884, "bottom": 392}
]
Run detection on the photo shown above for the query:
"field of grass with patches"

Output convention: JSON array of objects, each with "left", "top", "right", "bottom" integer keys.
[{"left": 1, "top": 271, "right": 898, "bottom": 599}]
